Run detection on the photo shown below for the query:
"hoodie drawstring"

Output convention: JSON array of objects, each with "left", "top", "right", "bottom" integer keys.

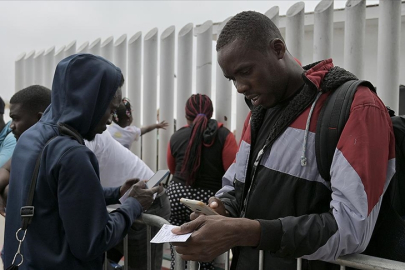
[{"left": 301, "top": 92, "right": 322, "bottom": 167}]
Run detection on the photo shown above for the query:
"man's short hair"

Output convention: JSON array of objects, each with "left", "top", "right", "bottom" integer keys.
[
  {"left": 216, "top": 11, "right": 284, "bottom": 53},
  {"left": 10, "top": 85, "right": 51, "bottom": 113}
]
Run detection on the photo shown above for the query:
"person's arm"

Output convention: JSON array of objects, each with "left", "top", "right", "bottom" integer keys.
[
  {"left": 56, "top": 147, "right": 143, "bottom": 260},
  {"left": 0, "top": 158, "right": 11, "bottom": 216},
  {"left": 0, "top": 133, "right": 16, "bottom": 167},
  {"left": 140, "top": 120, "right": 168, "bottom": 136}
]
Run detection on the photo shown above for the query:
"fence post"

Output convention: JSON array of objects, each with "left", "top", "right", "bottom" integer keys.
[
  {"left": 43, "top": 46, "right": 55, "bottom": 89},
  {"left": 344, "top": 0, "right": 366, "bottom": 78},
  {"left": 196, "top": 20, "right": 213, "bottom": 97},
  {"left": 33, "top": 49, "right": 44, "bottom": 86},
  {"left": 377, "top": 0, "right": 401, "bottom": 112},
  {"left": 286, "top": 2, "right": 305, "bottom": 62},
  {"left": 159, "top": 25, "right": 175, "bottom": 169},
  {"left": 54, "top": 45, "right": 66, "bottom": 73},
  {"left": 114, "top": 34, "right": 127, "bottom": 94},
  {"left": 64, "top": 40, "right": 76, "bottom": 58},
  {"left": 313, "top": 0, "right": 334, "bottom": 62},
  {"left": 215, "top": 17, "right": 233, "bottom": 131},
  {"left": 101, "top": 36, "right": 114, "bottom": 63},
  {"left": 127, "top": 32, "right": 143, "bottom": 157},
  {"left": 143, "top": 28, "right": 159, "bottom": 171},
  {"left": 176, "top": 23, "right": 193, "bottom": 130},
  {"left": 15, "top": 52, "right": 25, "bottom": 92},
  {"left": 89, "top": 38, "right": 101, "bottom": 56},
  {"left": 77, "top": 41, "right": 89, "bottom": 54},
  {"left": 24, "top": 50, "right": 35, "bottom": 89}
]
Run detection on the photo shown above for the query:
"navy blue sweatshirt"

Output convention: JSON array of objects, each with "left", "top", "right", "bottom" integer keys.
[{"left": 4, "top": 54, "right": 142, "bottom": 269}]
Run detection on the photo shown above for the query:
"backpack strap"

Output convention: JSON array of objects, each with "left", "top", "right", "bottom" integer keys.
[
  {"left": 20, "top": 136, "right": 58, "bottom": 230},
  {"left": 315, "top": 80, "right": 376, "bottom": 181}
]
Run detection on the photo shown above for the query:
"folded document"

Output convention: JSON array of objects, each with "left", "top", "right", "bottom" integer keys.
[{"left": 150, "top": 224, "right": 192, "bottom": 243}]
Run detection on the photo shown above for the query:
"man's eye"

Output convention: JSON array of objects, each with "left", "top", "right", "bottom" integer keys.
[{"left": 240, "top": 69, "right": 251, "bottom": 75}]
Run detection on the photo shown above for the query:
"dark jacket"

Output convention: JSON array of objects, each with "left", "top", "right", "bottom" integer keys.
[
  {"left": 167, "top": 120, "right": 238, "bottom": 191},
  {"left": 4, "top": 54, "right": 142, "bottom": 270},
  {"left": 217, "top": 59, "right": 395, "bottom": 270}
]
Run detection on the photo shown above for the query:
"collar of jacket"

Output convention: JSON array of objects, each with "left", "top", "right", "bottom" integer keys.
[
  {"left": 58, "top": 122, "right": 85, "bottom": 145},
  {"left": 303, "top": 59, "right": 358, "bottom": 93}
]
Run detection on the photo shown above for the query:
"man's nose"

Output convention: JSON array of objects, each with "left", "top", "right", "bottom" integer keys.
[
  {"left": 234, "top": 80, "right": 248, "bottom": 94},
  {"left": 10, "top": 122, "right": 15, "bottom": 130}
]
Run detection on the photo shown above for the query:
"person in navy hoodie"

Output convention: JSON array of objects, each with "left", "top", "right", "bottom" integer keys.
[{"left": 4, "top": 54, "right": 161, "bottom": 270}]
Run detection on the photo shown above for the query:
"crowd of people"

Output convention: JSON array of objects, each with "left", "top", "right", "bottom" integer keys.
[{"left": 0, "top": 9, "right": 398, "bottom": 270}]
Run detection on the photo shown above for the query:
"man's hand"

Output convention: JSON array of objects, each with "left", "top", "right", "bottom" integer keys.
[
  {"left": 156, "top": 120, "right": 169, "bottom": 130},
  {"left": 128, "top": 180, "right": 163, "bottom": 210},
  {"left": 119, "top": 178, "right": 140, "bottom": 197},
  {"left": 189, "top": 197, "right": 228, "bottom": 220},
  {"left": 171, "top": 215, "right": 261, "bottom": 262}
]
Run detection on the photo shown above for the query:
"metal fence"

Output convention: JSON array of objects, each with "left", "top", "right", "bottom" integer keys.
[
  {"left": 15, "top": 0, "right": 405, "bottom": 172},
  {"left": 105, "top": 213, "right": 405, "bottom": 270}
]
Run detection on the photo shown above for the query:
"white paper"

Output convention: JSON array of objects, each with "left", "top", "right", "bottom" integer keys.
[{"left": 150, "top": 224, "right": 192, "bottom": 243}]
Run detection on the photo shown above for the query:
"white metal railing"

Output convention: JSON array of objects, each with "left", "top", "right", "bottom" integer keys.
[{"left": 104, "top": 212, "right": 405, "bottom": 270}]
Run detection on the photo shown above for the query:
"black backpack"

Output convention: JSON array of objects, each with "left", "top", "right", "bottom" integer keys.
[{"left": 316, "top": 80, "right": 405, "bottom": 262}]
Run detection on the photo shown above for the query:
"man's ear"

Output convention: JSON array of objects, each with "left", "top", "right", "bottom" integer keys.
[
  {"left": 37, "top": 112, "right": 43, "bottom": 121},
  {"left": 270, "top": 39, "right": 286, "bottom": 59}
]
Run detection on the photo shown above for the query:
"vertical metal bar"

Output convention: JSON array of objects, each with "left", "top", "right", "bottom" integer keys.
[
  {"left": 24, "top": 50, "right": 35, "bottom": 89},
  {"left": 127, "top": 32, "right": 142, "bottom": 157},
  {"left": 313, "top": 0, "right": 334, "bottom": 62},
  {"left": 344, "top": 0, "right": 366, "bottom": 78},
  {"left": 63, "top": 40, "right": 76, "bottom": 59},
  {"left": 33, "top": 49, "right": 44, "bottom": 86},
  {"left": 124, "top": 234, "right": 128, "bottom": 270},
  {"left": 259, "top": 250, "right": 264, "bottom": 270},
  {"left": 174, "top": 252, "right": 185, "bottom": 270},
  {"left": 147, "top": 225, "right": 152, "bottom": 270},
  {"left": 286, "top": 2, "right": 305, "bottom": 62},
  {"left": 104, "top": 252, "right": 108, "bottom": 270},
  {"left": 176, "top": 23, "right": 193, "bottom": 130},
  {"left": 196, "top": 20, "right": 213, "bottom": 97},
  {"left": 89, "top": 38, "right": 101, "bottom": 56},
  {"left": 340, "top": 265, "right": 345, "bottom": 270},
  {"left": 225, "top": 251, "right": 230, "bottom": 270},
  {"left": 100, "top": 36, "right": 114, "bottom": 63},
  {"left": 296, "top": 258, "right": 302, "bottom": 270},
  {"left": 159, "top": 25, "right": 175, "bottom": 170},
  {"left": 215, "top": 17, "right": 233, "bottom": 131},
  {"left": 265, "top": 6, "right": 280, "bottom": 27},
  {"left": 15, "top": 52, "right": 25, "bottom": 92},
  {"left": 142, "top": 28, "right": 159, "bottom": 171},
  {"left": 377, "top": 0, "right": 401, "bottom": 112},
  {"left": 43, "top": 46, "right": 55, "bottom": 89},
  {"left": 113, "top": 34, "right": 127, "bottom": 94},
  {"left": 189, "top": 261, "right": 198, "bottom": 270}
]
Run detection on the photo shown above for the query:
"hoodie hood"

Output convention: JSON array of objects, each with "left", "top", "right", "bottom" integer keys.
[{"left": 41, "top": 54, "right": 122, "bottom": 137}]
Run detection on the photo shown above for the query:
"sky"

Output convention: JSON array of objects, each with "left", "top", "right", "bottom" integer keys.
[{"left": 0, "top": 0, "right": 380, "bottom": 106}]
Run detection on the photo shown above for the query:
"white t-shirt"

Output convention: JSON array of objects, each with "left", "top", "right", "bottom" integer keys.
[
  {"left": 107, "top": 122, "right": 141, "bottom": 149},
  {"left": 85, "top": 131, "right": 153, "bottom": 188}
]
